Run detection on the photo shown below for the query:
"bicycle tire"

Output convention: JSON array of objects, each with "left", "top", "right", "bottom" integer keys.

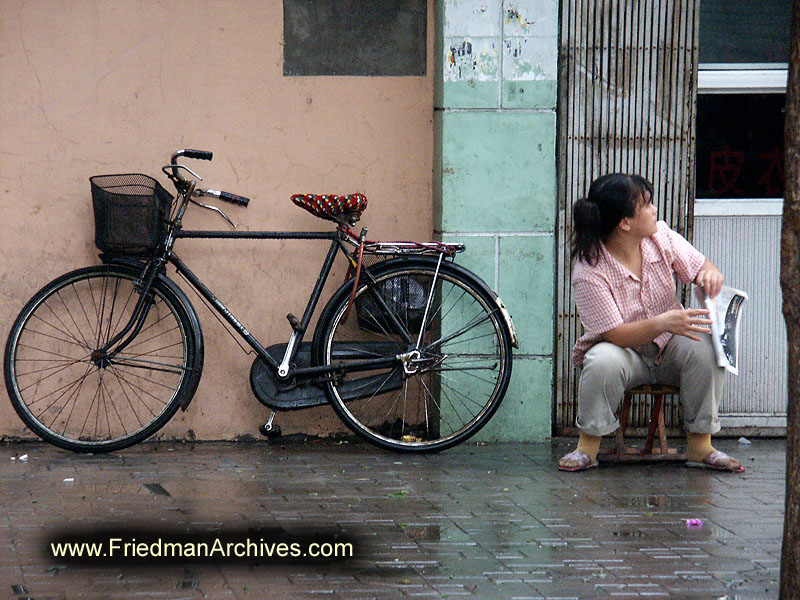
[
  {"left": 315, "top": 258, "right": 513, "bottom": 453},
  {"left": 4, "top": 265, "right": 202, "bottom": 453}
]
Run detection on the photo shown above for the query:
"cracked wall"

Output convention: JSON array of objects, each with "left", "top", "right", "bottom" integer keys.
[{"left": 0, "top": 0, "right": 434, "bottom": 441}]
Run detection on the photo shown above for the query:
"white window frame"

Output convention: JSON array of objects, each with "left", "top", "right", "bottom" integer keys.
[
  {"left": 698, "top": 64, "right": 788, "bottom": 94},
  {"left": 695, "top": 63, "right": 787, "bottom": 211}
]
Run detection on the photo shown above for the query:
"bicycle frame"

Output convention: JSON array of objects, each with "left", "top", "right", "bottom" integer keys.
[
  {"left": 96, "top": 158, "right": 457, "bottom": 387},
  {"left": 103, "top": 226, "right": 416, "bottom": 383}
]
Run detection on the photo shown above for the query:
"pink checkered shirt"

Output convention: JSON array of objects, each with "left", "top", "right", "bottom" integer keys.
[{"left": 571, "top": 221, "right": 706, "bottom": 367}]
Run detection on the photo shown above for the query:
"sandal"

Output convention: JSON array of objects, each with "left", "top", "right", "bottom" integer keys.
[
  {"left": 558, "top": 450, "right": 597, "bottom": 472},
  {"left": 686, "top": 450, "right": 745, "bottom": 473}
]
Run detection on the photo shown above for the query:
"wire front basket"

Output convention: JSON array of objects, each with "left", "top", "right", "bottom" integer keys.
[{"left": 90, "top": 173, "right": 173, "bottom": 256}]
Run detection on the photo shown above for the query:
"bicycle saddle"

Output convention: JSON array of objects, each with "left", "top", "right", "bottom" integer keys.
[{"left": 291, "top": 193, "right": 367, "bottom": 223}]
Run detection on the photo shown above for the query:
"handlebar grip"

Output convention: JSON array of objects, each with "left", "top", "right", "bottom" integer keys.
[
  {"left": 219, "top": 191, "right": 250, "bottom": 207},
  {"left": 183, "top": 149, "right": 213, "bottom": 161}
]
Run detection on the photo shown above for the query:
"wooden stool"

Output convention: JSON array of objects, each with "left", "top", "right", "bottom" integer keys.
[{"left": 597, "top": 384, "right": 687, "bottom": 462}]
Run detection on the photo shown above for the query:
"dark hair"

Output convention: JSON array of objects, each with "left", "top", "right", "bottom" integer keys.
[{"left": 570, "top": 173, "right": 654, "bottom": 265}]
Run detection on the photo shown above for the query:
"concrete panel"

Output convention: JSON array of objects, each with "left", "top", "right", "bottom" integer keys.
[
  {"left": 502, "top": 37, "right": 558, "bottom": 82},
  {"left": 474, "top": 357, "right": 553, "bottom": 441},
  {"left": 503, "top": 80, "right": 557, "bottom": 109},
  {"left": 443, "top": 37, "right": 500, "bottom": 81},
  {"left": 503, "top": 0, "right": 560, "bottom": 37},
  {"left": 440, "top": 233, "right": 497, "bottom": 291},
  {"left": 443, "top": 0, "right": 500, "bottom": 37},
  {"left": 498, "top": 235, "right": 554, "bottom": 356},
  {"left": 440, "top": 111, "right": 556, "bottom": 232},
  {"left": 440, "top": 80, "right": 501, "bottom": 109}
]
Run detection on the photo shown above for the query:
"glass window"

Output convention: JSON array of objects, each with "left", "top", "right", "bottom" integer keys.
[
  {"left": 696, "top": 1, "right": 789, "bottom": 201},
  {"left": 695, "top": 94, "right": 786, "bottom": 199}
]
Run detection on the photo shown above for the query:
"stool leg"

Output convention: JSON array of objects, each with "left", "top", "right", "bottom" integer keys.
[
  {"left": 644, "top": 394, "right": 663, "bottom": 454},
  {"left": 657, "top": 403, "right": 669, "bottom": 454},
  {"left": 616, "top": 392, "right": 632, "bottom": 453}
]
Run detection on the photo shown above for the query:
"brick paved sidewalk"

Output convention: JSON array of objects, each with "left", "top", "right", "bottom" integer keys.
[{"left": 0, "top": 437, "right": 784, "bottom": 599}]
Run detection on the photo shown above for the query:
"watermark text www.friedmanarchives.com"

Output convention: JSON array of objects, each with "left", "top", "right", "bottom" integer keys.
[{"left": 46, "top": 529, "right": 355, "bottom": 565}]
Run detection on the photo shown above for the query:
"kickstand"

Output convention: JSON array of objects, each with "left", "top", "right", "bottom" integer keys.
[{"left": 258, "top": 411, "right": 282, "bottom": 439}]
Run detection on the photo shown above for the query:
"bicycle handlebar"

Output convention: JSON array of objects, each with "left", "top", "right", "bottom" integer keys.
[
  {"left": 203, "top": 189, "right": 251, "bottom": 207},
  {"left": 183, "top": 149, "right": 213, "bottom": 161},
  {"left": 168, "top": 148, "right": 251, "bottom": 207}
]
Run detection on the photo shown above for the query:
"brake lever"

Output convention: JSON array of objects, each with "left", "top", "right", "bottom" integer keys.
[
  {"left": 189, "top": 198, "right": 236, "bottom": 228},
  {"left": 161, "top": 164, "right": 203, "bottom": 181}
]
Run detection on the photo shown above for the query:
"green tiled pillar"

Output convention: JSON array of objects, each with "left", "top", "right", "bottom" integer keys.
[{"left": 435, "top": 0, "right": 558, "bottom": 441}]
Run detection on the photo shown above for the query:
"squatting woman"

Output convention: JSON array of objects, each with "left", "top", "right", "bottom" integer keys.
[{"left": 559, "top": 173, "right": 744, "bottom": 473}]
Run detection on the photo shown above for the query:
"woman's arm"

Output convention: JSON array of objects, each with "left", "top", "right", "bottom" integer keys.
[
  {"left": 694, "top": 258, "right": 724, "bottom": 298},
  {"left": 601, "top": 308, "right": 713, "bottom": 347}
]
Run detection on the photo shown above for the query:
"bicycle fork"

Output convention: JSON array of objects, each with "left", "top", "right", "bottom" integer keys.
[{"left": 91, "top": 260, "right": 164, "bottom": 367}]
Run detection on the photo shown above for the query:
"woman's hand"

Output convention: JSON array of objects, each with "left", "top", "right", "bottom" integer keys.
[
  {"left": 656, "top": 308, "right": 713, "bottom": 341},
  {"left": 695, "top": 259, "right": 724, "bottom": 298}
]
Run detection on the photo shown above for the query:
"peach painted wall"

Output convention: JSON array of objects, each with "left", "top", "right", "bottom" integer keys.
[{"left": 0, "top": 0, "right": 433, "bottom": 440}]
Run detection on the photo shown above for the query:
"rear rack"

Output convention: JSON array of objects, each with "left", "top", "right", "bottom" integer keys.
[
  {"left": 363, "top": 241, "right": 465, "bottom": 256},
  {"left": 337, "top": 223, "right": 464, "bottom": 257}
]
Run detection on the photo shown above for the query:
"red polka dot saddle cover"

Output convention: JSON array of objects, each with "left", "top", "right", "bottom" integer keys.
[{"left": 291, "top": 193, "right": 368, "bottom": 223}]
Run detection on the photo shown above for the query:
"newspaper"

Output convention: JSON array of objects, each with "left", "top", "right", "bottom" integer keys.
[{"left": 694, "top": 285, "right": 748, "bottom": 375}]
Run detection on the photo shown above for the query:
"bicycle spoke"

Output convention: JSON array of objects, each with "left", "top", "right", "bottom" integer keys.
[
  {"left": 438, "top": 382, "right": 470, "bottom": 429},
  {"left": 54, "top": 289, "right": 94, "bottom": 351},
  {"left": 38, "top": 302, "right": 92, "bottom": 352},
  {"left": 122, "top": 312, "right": 177, "bottom": 351},
  {"left": 108, "top": 284, "right": 139, "bottom": 343},
  {"left": 108, "top": 366, "right": 154, "bottom": 423},
  {"left": 76, "top": 374, "right": 104, "bottom": 441},
  {"left": 74, "top": 280, "right": 101, "bottom": 348},
  {"left": 20, "top": 359, "right": 95, "bottom": 397},
  {"left": 437, "top": 377, "right": 488, "bottom": 409},
  {"left": 108, "top": 366, "right": 171, "bottom": 410},
  {"left": 104, "top": 369, "right": 135, "bottom": 436},
  {"left": 417, "top": 278, "right": 459, "bottom": 334},
  {"left": 110, "top": 356, "right": 189, "bottom": 375},
  {"left": 417, "top": 375, "right": 436, "bottom": 434},
  {"left": 355, "top": 301, "right": 404, "bottom": 343},
  {"left": 17, "top": 342, "right": 89, "bottom": 363},
  {"left": 25, "top": 320, "right": 90, "bottom": 351},
  {"left": 103, "top": 276, "right": 122, "bottom": 347},
  {"left": 109, "top": 363, "right": 182, "bottom": 390},
  {"left": 427, "top": 311, "right": 496, "bottom": 350},
  {"left": 15, "top": 358, "right": 89, "bottom": 387},
  {"left": 46, "top": 364, "right": 94, "bottom": 433},
  {"left": 119, "top": 340, "right": 186, "bottom": 360}
]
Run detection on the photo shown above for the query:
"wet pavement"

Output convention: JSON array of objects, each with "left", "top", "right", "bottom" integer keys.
[{"left": 0, "top": 437, "right": 785, "bottom": 599}]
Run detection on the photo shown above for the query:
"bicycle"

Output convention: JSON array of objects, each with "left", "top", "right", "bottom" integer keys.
[{"left": 4, "top": 149, "right": 518, "bottom": 454}]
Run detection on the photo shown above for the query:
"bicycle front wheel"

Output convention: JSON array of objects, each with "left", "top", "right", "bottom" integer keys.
[
  {"left": 4, "top": 265, "right": 200, "bottom": 452},
  {"left": 315, "top": 258, "right": 513, "bottom": 452}
]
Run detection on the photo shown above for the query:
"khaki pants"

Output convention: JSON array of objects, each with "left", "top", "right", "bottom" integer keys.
[{"left": 576, "top": 334, "right": 724, "bottom": 437}]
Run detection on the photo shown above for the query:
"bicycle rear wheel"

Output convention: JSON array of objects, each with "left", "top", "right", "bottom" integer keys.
[
  {"left": 315, "top": 258, "right": 513, "bottom": 452},
  {"left": 4, "top": 265, "right": 201, "bottom": 452}
]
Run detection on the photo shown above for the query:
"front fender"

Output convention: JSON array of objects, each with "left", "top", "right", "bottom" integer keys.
[{"left": 100, "top": 256, "right": 205, "bottom": 410}]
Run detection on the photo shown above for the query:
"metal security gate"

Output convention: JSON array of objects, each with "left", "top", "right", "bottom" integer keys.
[{"left": 556, "top": 0, "right": 700, "bottom": 434}]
